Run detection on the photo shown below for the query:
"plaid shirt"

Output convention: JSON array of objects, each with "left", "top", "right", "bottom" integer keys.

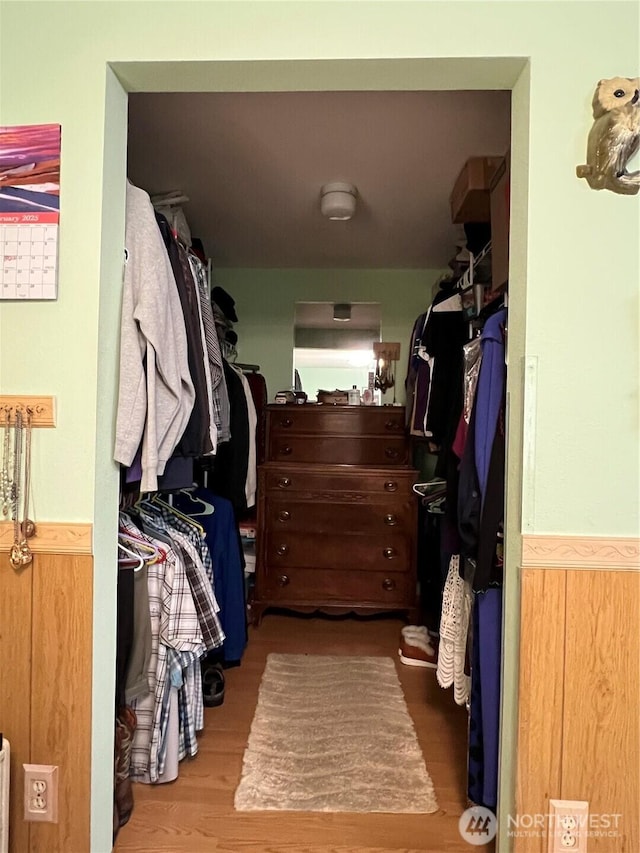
[
  {"left": 139, "top": 504, "right": 224, "bottom": 771},
  {"left": 176, "top": 650, "right": 204, "bottom": 761},
  {"left": 123, "top": 512, "right": 207, "bottom": 782},
  {"left": 141, "top": 504, "right": 222, "bottom": 622},
  {"left": 121, "top": 516, "right": 170, "bottom": 782},
  {"left": 152, "top": 540, "right": 203, "bottom": 782},
  {"left": 162, "top": 523, "right": 224, "bottom": 652},
  {"left": 154, "top": 505, "right": 220, "bottom": 602}
]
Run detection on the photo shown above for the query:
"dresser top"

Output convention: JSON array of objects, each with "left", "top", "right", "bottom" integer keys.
[{"left": 266, "top": 403, "right": 405, "bottom": 411}]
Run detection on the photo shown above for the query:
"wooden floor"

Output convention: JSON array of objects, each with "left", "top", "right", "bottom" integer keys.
[{"left": 115, "top": 611, "right": 490, "bottom": 852}]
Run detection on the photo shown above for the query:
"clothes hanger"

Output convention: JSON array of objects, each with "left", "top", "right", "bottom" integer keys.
[
  {"left": 412, "top": 478, "right": 446, "bottom": 497},
  {"left": 147, "top": 495, "right": 205, "bottom": 535},
  {"left": 117, "top": 541, "right": 145, "bottom": 572},
  {"left": 178, "top": 488, "right": 215, "bottom": 516},
  {"left": 117, "top": 530, "right": 165, "bottom": 564}
]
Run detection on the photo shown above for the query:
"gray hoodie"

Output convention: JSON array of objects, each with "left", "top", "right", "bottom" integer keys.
[{"left": 114, "top": 182, "right": 195, "bottom": 491}]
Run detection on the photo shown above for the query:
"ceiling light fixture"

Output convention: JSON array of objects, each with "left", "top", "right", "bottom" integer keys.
[
  {"left": 333, "top": 303, "right": 352, "bottom": 322},
  {"left": 320, "top": 182, "right": 358, "bottom": 221}
]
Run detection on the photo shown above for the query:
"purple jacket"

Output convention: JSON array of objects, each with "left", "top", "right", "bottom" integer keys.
[{"left": 474, "top": 309, "right": 507, "bottom": 504}]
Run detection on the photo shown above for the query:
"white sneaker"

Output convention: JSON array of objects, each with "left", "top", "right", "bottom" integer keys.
[
  {"left": 401, "top": 625, "right": 428, "bottom": 639},
  {"left": 398, "top": 634, "right": 438, "bottom": 669}
]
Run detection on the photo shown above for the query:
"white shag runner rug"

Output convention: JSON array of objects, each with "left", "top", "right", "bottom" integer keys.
[{"left": 234, "top": 653, "right": 438, "bottom": 813}]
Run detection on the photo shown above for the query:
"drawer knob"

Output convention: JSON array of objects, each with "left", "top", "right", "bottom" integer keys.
[
  {"left": 383, "top": 547, "right": 397, "bottom": 560},
  {"left": 281, "top": 417, "right": 293, "bottom": 427},
  {"left": 385, "top": 447, "right": 400, "bottom": 459},
  {"left": 278, "top": 477, "right": 291, "bottom": 488},
  {"left": 384, "top": 481, "right": 398, "bottom": 492},
  {"left": 276, "top": 544, "right": 290, "bottom": 556},
  {"left": 280, "top": 445, "right": 293, "bottom": 455},
  {"left": 277, "top": 574, "right": 290, "bottom": 587},
  {"left": 385, "top": 420, "right": 401, "bottom": 431},
  {"left": 277, "top": 510, "right": 291, "bottom": 522},
  {"left": 382, "top": 577, "right": 396, "bottom": 591},
  {"left": 384, "top": 513, "right": 398, "bottom": 526}
]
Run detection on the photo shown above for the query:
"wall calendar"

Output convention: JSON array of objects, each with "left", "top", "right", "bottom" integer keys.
[{"left": 0, "top": 123, "right": 61, "bottom": 300}]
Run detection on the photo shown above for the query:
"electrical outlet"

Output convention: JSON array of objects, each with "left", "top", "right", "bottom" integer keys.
[
  {"left": 23, "top": 764, "right": 58, "bottom": 823},
  {"left": 548, "top": 799, "right": 588, "bottom": 853}
]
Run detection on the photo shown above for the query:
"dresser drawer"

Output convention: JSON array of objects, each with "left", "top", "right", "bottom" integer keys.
[
  {"left": 267, "top": 405, "right": 405, "bottom": 438},
  {"left": 263, "top": 529, "right": 412, "bottom": 572},
  {"left": 268, "top": 434, "right": 408, "bottom": 466},
  {"left": 260, "top": 464, "right": 416, "bottom": 497},
  {"left": 263, "top": 566, "right": 412, "bottom": 606},
  {"left": 265, "top": 498, "right": 415, "bottom": 535}
]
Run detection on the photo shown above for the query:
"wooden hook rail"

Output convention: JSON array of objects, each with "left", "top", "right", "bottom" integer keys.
[{"left": 0, "top": 396, "right": 56, "bottom": 427}]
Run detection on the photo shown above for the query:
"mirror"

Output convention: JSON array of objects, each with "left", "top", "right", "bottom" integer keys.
[{"left": 293, "top": 302, "right": 381, "bottom": 402}]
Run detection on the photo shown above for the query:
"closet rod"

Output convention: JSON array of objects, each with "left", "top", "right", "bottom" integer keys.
[{"left": 234, "top": 362, "right": 260, "bottom": 373}]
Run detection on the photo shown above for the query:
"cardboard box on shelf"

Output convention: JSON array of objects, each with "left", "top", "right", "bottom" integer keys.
[{"left": 450, "top": 156, "right": 503, "bottom": 224}]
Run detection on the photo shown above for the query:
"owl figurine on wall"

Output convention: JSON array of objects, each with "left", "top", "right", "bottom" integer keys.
[{"left": 576, "top": 76, "right": 640, "bottom": 195}]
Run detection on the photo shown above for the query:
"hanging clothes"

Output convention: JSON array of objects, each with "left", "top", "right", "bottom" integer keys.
[
  {"left": 188, "top": 253, "right": 231, "bottom": 444},
  {"left": 155, "top": 212, "right": 212, "bottom": 459},
  {"left": 188, "top": 254, "right": 217, "bottom": 456},
  {"left": 413, "top": 274, "right": 508, "bottom": 813},
  {"left": 207, "top": 361, "right": 250, "bottom": 512},
  {"left": 458, "top": 307, "right": 507, "bottom": 812},
  {"left": 436, "top": 554, "right": 473, "bottom": 706},
  {"left": 457, "top": 309, "right": 507, "bottom": 590},
  {"left": 243, "top": 370, "right": 268, "bottom": 465},
  {"left": 468, "top": 588, "right": 502, "bottom": 811},
  {"left": 119, "top": 505, "right": 224, "bottom": 785},
  {"left": 137, "top": 500, "right": 224, "bottom": 645},
  {"left": 230, "top": 365, "right": 257, "bottom": 509},
  {"left": 174, "top": 487, "right": 247, "bottom": 665},
  {"left": 114, "top": 182, "right": 195, "bottom": 492},
  {"left": 405, "top": 309, "right": 429, "bottom": 429},
  {"left": 115, "top": 563, "right": 135, "bottom": 710},
  {"left": 406, "top": 286, "right": 467, "bottom": 450},
  {"left": 473, "top": 308, "right": 508, "bottom": 504},
  {"left": 124, "top": 565, "right": 153, "bottom": 705}
]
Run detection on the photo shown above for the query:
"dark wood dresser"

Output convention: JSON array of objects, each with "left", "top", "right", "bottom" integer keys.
[{"left": 253, "top": 404, "right": 419, "bottom": 623}]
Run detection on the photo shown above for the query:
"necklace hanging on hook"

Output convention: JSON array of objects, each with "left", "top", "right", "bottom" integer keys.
[
  {"left": 1, "top": 409, "right": 12, "bottom": 518},
  {"left": 21, "top": 408, "right": 36, "bottom": 540},
  {"left": 8, "top": 409, "right": 33, "bottom": 570}
]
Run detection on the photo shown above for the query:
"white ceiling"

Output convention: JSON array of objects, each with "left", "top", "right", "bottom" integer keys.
[
  {"left": 127, "top": 90, "right": 511, "bottom": 269},
  {"left": 294, "top": 301, "right": 381, "bottom": 330}
]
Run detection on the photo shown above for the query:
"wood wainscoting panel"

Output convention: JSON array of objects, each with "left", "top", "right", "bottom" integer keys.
[
  {"left": 522, "top": 535, "right": 640, "bottom": 570},
  {"left": 0, "top": 556, "right": 33, "bottom": 853},
  {"left": 0, "top": 522, "right": 92, "bottom": 555},
  {"left": 29, "top": 553, "right": 93, "bottom": 853},
  {"left": 514, "top": 569, "right": 566, "bottom": 853},
  {"left": 563, "top": 570, "right": 640, "bottom": 853}
]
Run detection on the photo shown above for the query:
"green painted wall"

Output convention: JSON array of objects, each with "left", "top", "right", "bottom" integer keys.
[
  {"left": 0, "top": 1, "right": 636, "bottom": 536},
  {"left": 1, "top": 0, "right": 638, "bottom": 533},
  {"left": 0, "top": 3, "right": 638, "bottom": 852},
  {"left": 215, "top": 268, "right": 441, "bottom": 403}
]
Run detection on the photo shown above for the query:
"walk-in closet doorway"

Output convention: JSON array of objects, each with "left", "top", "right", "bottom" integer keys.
[{"left": 96, "top": 56, "right": 530, "bottom": 852}]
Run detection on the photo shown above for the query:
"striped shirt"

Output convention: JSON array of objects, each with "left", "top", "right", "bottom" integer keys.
[{"left": 190, "top": 254, "right": 231, "bottom": 443}]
